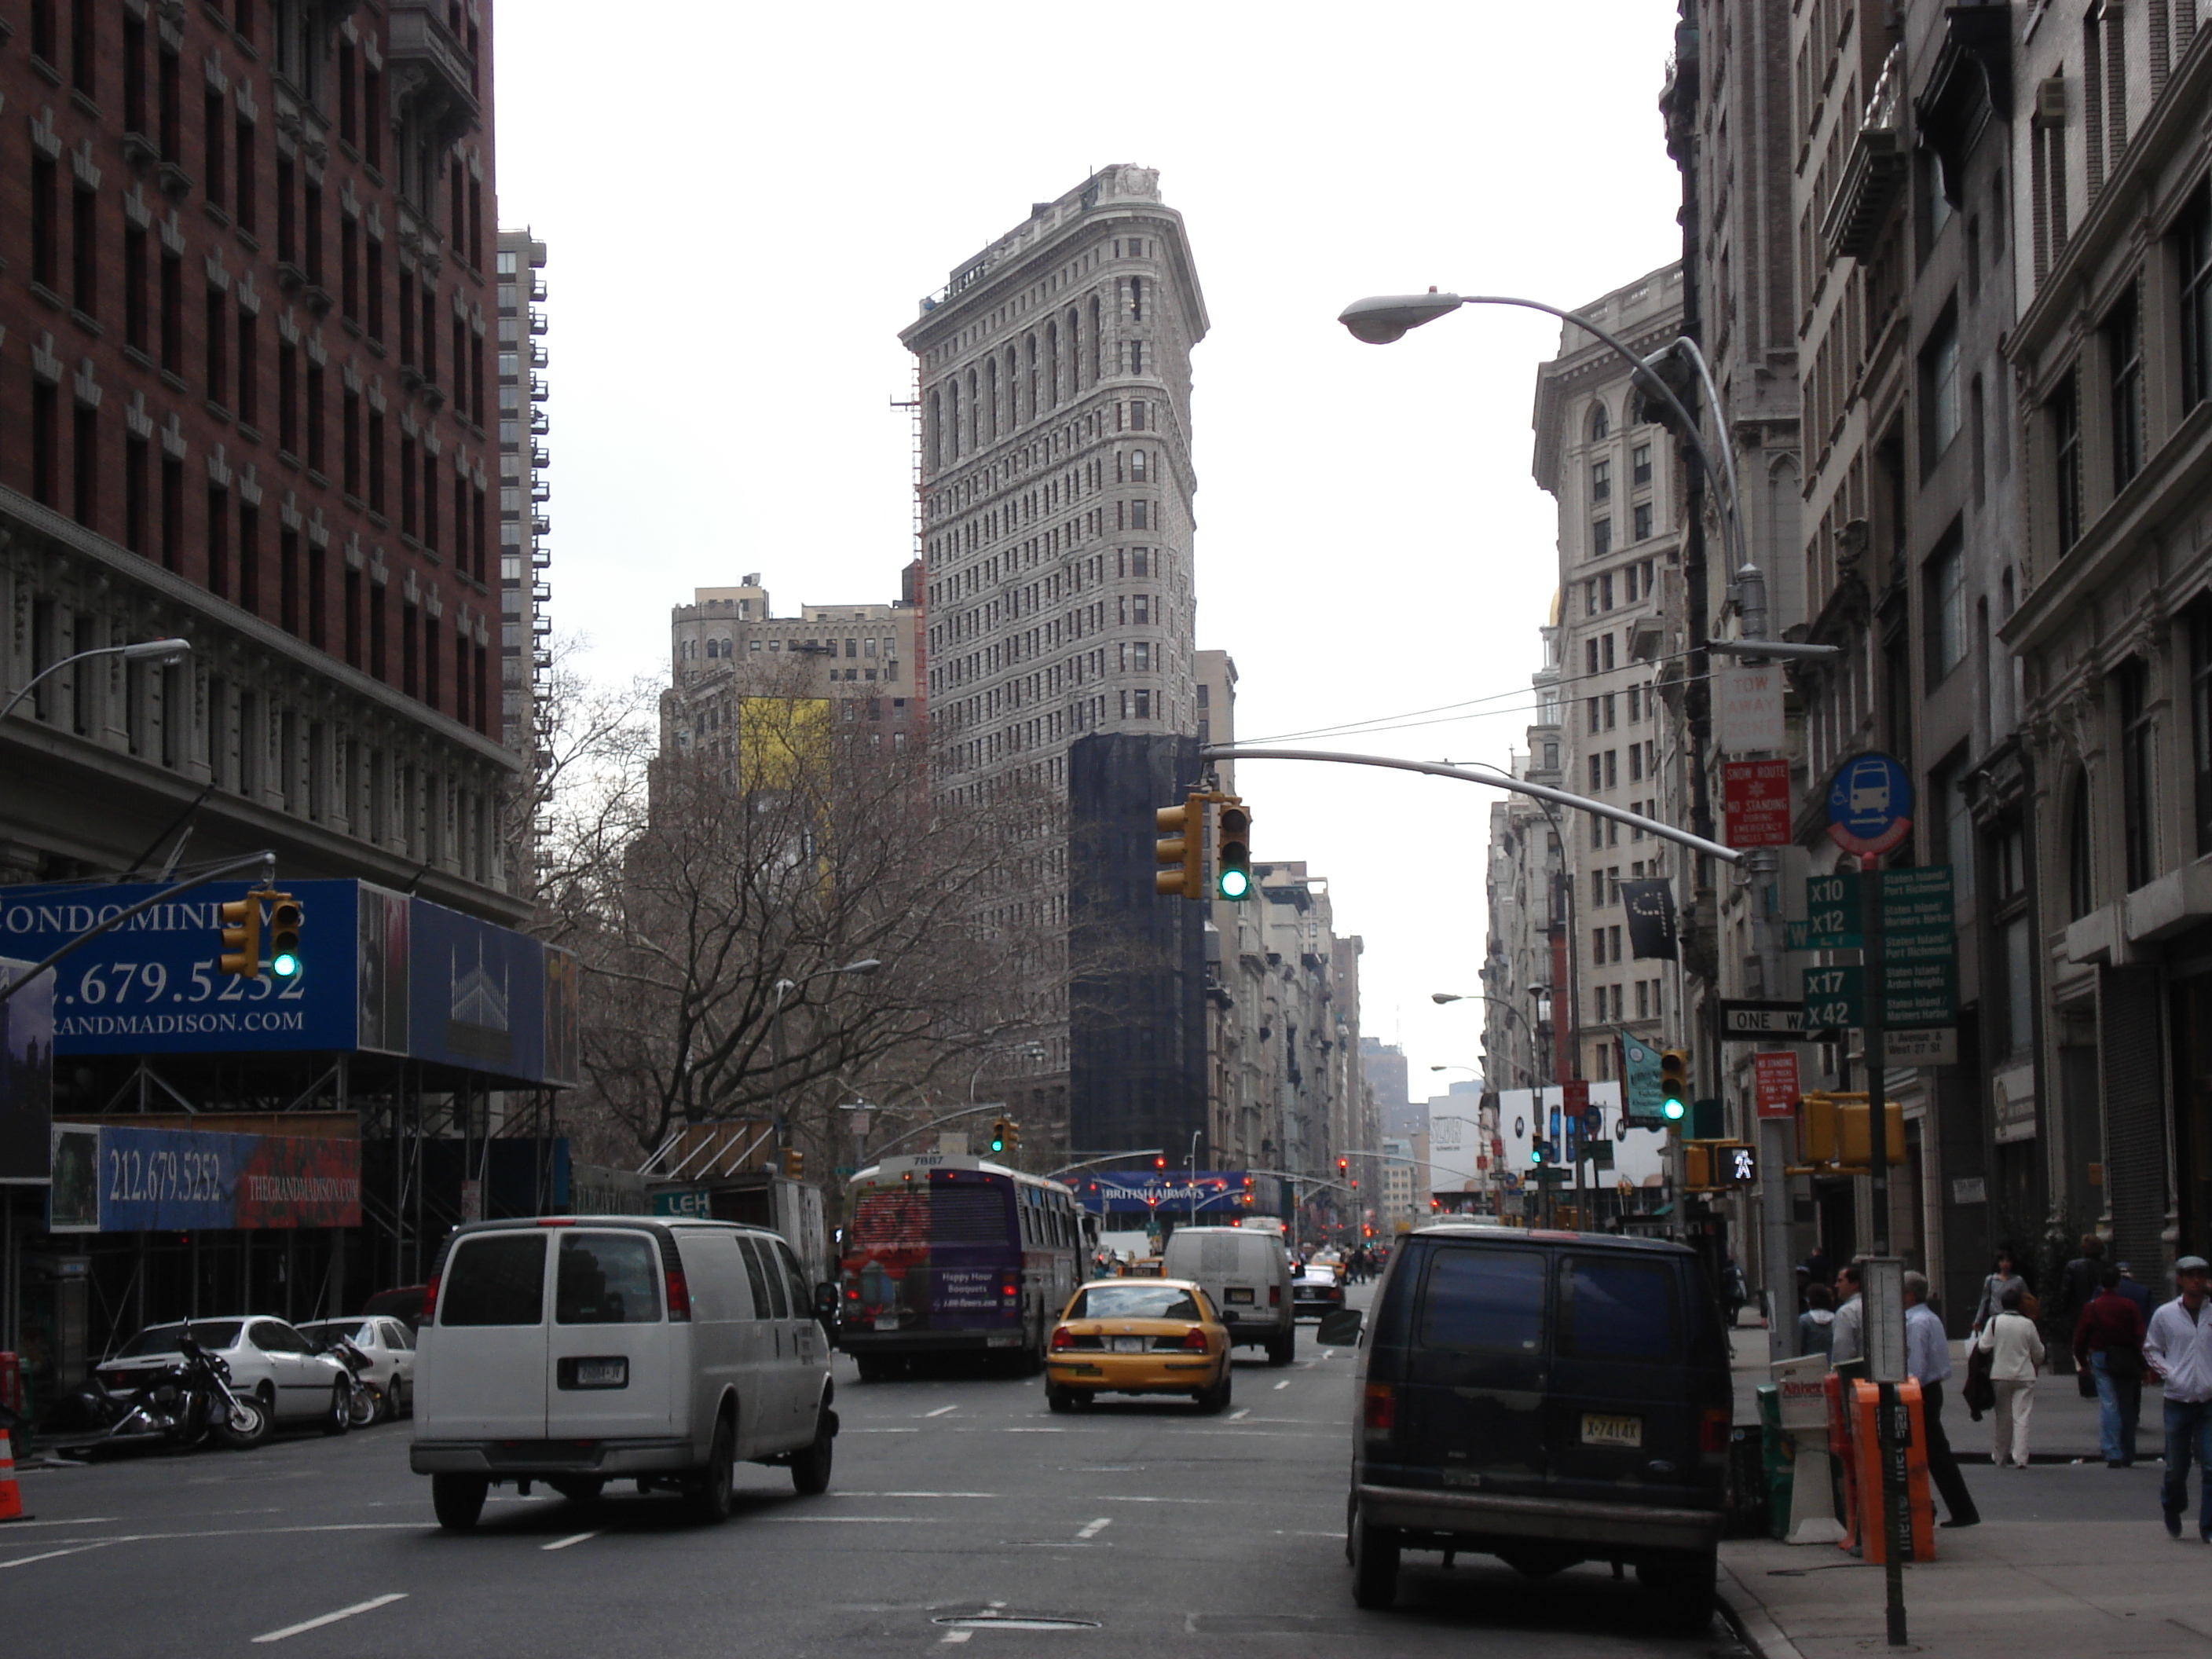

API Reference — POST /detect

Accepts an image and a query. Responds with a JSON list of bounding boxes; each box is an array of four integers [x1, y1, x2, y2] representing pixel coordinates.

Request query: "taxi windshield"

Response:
[[1072, 1285, 1203, 1321]]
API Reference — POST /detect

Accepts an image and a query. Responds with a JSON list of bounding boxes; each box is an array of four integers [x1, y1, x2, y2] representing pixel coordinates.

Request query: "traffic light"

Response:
[[1337, 1157, 1349, 1177], [1154, 792, 1205, 900], [988, 1117, 1017, 1155], [266, 892, 303, 980], [1658, 1049, 1690, 1123], [1683, 1141, 1713, 1189], [218, 894, 262, 979], [780, 1147, 805, 1180], [1154, 1155, 1167, 1171], [1215, 799, 1253, 901], [1529, 1139, 1551, 1168]]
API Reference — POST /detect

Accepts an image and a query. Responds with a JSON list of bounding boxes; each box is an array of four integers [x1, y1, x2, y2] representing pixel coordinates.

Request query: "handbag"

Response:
[[2078, 1365, 2099, 1397], [1963, 1341, 1996, 1419]]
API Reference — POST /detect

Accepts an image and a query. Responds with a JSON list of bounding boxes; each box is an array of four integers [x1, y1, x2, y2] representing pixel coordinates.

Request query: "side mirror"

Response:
[[1317, 1309, 1364, 1348]]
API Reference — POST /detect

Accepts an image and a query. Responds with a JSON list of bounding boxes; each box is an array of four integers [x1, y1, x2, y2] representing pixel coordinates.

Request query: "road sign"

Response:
[[1799, 870, 1863, 948], [1560, 1079, 1590, 1115], [1581, 1107, 1605, 1140], [1718, 665, 1786, 753], [1826, 753, 1914, 858], [1802, 963, 1863, 1030], [1623, 1035, 1664, 1126], [1882, 1027, 1958, 1066], [1882, 957, 1956, 1026], [1721, 998, 1806, 1038], [1754, 1052, 1800, 1119], [1723, 759, 1794, 848]]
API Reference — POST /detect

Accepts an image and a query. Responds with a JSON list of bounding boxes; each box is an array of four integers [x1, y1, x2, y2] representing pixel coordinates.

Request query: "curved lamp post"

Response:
[[2, 638, 192, 723], [771, 957, 883, 1155]]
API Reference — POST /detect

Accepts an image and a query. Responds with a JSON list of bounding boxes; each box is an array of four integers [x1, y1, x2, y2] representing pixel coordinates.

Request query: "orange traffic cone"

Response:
[[0, 1429, 31, 1522]]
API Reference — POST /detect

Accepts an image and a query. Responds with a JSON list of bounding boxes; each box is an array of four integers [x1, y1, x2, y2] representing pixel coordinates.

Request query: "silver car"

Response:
[[99, 1317, 353, 1441], [298, 1317, 417, 1421]]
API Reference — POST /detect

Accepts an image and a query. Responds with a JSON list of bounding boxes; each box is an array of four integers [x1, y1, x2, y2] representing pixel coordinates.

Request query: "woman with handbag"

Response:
[[1976, 1283, 2047, 1467], [2073, 1265, 2150, 1466], [1971, 1250, 2030, 1335]]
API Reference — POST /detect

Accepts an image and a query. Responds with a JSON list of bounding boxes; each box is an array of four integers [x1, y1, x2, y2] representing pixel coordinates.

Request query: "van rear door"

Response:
[[1545, 1251, 1703, 1507], [547, 1229, 678, 1440], [430, 1231, 551, 1437], [1397, 1243, 1550, 1497]]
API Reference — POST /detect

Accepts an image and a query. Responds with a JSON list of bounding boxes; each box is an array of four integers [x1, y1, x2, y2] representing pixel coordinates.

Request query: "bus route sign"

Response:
[[1826, 753, 1913, 859]]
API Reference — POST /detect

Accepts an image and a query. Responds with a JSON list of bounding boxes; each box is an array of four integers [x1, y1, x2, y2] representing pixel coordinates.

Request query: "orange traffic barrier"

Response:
[[0, 1428, 29, 1522]]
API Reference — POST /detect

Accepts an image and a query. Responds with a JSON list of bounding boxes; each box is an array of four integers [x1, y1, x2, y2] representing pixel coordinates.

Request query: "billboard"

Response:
[[1, 958, 56, 1183], [64, 1122, 361, 1230], [0, 881, 577, 1085]]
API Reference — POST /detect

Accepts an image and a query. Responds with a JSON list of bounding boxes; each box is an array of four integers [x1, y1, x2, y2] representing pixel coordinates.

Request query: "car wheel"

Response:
[[687, 1415, 735, 1525], [790, 1406, 834, 1497], [1639, 1551, 1716, 1635], [1046, 1383, 1074, 1414], [431, 1473, 489, 1532], [321, 1380, 352, 1435], [1349, 1501, 1400, 1610], [855, 1357, 888, 1383], [1203, 1364, 1232, 1414], [549, 1477, 606, 1503], [1267, 1330, 1295, 1367]]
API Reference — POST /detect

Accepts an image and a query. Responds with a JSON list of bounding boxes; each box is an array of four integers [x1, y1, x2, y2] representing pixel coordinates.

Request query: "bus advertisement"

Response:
[[837, 1154, 1082, 1379]]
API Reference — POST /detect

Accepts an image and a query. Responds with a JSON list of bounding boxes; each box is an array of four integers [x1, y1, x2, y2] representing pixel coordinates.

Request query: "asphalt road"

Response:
[[4, 1295, 1750, 1658]]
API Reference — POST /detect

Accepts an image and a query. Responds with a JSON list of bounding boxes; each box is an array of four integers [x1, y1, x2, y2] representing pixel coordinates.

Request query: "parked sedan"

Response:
[[1044, 1279, 1232, 1413], [297, 1317, 416, 1421], [99, 1317, 352, 1439], [1291, 1265, 1346, 1322]]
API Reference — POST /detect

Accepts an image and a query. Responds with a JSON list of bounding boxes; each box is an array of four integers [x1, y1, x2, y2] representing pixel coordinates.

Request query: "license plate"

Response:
[[572, 1358, 627, 1389], [1581, 1412, 1642, 1448], [1110, 1336, 1145, 1353], [873, 1315, 899, 1331], [1225, 1287, 1255, 1304]]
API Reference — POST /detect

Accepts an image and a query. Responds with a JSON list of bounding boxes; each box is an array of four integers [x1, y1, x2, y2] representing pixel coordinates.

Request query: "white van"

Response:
[[410, 1217, 836, 1530], [1162, 1225, 1296, 1365]]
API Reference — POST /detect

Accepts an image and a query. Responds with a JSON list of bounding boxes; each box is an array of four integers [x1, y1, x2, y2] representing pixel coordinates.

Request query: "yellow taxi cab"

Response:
[[1045, 1278, 1232, 1414]]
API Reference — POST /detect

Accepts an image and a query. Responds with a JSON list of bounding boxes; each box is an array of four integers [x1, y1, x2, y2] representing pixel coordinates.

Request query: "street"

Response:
[[4, 1298, 1747, 1659]]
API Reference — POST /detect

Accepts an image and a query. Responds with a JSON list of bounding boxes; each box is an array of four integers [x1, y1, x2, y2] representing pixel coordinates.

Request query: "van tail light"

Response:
[[1269, 1285, 1281, 1306], [1180, 1327, 1209, 1352], [1363, 1382, 1396, 1434], [665, 1265, 693, 1323], [1050, 1326, 1073, 1351], [420, 1276, 440, 1325], [1700, 1408, 1730, 1457]]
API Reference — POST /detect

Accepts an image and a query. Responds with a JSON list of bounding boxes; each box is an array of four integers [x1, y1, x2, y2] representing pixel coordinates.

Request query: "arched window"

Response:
[[1589, 401, 1610, 442], [1046, 322, 1060, 407], [2068, 771, 2094, 920], [986, 357, 999, 441], [1130, 276, 1144, 322], [947, 379, 961, 459], [1090, 296, 1102, 379], [1025, 335, 1038, 416], [1130, 449, 1148, 482], [1067, 308, 1081, 393], [927, 389, 942, 467], [968, 369, 980, 451], [1005, 347, 1020, 427]]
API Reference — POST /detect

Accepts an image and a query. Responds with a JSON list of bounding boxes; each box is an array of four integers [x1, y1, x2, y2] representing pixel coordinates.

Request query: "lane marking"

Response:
[[837, 1492, 997, 1499], [1273, 1380, 1291, 1390], [939, 1632, 973, 1646], [1075, 1518, 1111, 1540], [760, 1516, 944, 1524], [0, 1516, 119, 1528], [540, 1530, 599, 1551], [923, 1404, 958, 1418], [1228, 1408, 1250, 1420], [251, 1593, 408, 1645], [0, 1542, 111, 1570]]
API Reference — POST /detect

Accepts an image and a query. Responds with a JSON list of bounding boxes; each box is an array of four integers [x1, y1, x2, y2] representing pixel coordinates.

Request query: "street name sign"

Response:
[[1883, 1027, 1958, 1066], [1720, 998, 1806, 1038]]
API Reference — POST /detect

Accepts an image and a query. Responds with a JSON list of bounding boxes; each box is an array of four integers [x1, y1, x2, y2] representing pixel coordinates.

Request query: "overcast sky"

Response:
[[494, 2, 1686, 1117]]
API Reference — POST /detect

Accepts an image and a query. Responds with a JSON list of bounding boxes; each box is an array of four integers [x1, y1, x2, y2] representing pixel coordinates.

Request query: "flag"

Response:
[[1620, 878, 1678, 960]]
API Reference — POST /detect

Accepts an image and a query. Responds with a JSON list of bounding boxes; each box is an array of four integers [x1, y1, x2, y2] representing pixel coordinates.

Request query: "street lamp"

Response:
[[968, 1039, 1048, 1103], [1433, 990, 1539, 1089], [1, 637, 191, 723], [770, 957, 884, 1159]]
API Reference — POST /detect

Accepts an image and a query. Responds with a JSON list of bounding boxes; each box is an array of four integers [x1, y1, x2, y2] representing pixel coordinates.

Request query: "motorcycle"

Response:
[[67, 1327, 268, 1453], [319, 1332, 381, 1428]]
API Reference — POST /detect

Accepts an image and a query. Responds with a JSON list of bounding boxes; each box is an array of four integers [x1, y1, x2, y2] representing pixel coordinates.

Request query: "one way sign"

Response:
[[1720, 999, 1806, 1038]]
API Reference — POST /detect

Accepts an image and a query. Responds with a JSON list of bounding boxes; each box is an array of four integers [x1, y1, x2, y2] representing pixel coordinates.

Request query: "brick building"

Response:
[[1, 2, 518, 919]]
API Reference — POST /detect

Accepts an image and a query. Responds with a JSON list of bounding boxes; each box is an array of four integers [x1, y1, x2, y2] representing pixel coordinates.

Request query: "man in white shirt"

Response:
[[1829, 1262, 1866, 1366], [2146, 1255, 2212, 1542], [1904, 1271, 1977, 1528]]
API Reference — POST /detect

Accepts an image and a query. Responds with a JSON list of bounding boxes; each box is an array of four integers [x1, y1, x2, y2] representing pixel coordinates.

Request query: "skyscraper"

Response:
[[899, 166, 1209, 1144]]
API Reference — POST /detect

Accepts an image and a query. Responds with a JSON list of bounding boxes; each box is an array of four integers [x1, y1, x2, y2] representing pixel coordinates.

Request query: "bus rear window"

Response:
[[1419, 1247, 1545, 1353], [441, 1234, 548, 1326], [1560, 1256, 1680, 1362]]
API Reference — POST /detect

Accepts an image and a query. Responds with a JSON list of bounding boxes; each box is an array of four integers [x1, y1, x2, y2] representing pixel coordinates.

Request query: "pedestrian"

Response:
[[1905, 1270, 1979, 1528], [2116, 1261, 2155, 1324], [2060, 1234, 2108, 1338], [1829, 1262, 1866, 1366], [1797, 1283, 1837, 1360], [1976, 1283, 2046, 1468], [2144, 1254, 2212, 1542], [1971, 1250, 2030, 1335], [1802, 1245, 1833, 1291], [2073, 1265, 2148, 1467]]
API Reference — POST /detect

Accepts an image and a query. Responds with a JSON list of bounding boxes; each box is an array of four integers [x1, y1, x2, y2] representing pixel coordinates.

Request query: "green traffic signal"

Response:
[[1529, 1140, 1548, 1166], [266, 894, 303, 980], [1215, 801, 1253, 902], [1218, 866, 1251, 901], [1661, 1097, 1686, 1122]]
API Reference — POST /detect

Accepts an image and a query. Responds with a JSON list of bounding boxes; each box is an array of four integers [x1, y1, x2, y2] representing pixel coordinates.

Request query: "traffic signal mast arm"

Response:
[[1198, 747, 1745, 867], [0, 850, 278, 1007]]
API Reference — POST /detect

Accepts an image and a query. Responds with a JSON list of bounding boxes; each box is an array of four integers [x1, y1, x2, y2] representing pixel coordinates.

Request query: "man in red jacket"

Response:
[[2075, 1266, 2149, 1467]]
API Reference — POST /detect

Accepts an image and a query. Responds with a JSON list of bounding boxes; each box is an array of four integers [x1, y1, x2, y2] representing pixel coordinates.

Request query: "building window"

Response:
[[2050, 371, 2082, 555], [2119, 660, 2155, 890], [2192, 602, 2212, 857], [1592, 517, 1612, 558], [1632, 442, 1651, 485], [1922, 312, 1961, 468], [1633, 502, 1653, 541], [2179, 185, 2212, 412], [1591, 460, 1610, 502], [1590, 402, 1610, 441], [2108, 282, 2143, 488], [1925, 533, 1967, 679], [2067, 773, 2094, 919]]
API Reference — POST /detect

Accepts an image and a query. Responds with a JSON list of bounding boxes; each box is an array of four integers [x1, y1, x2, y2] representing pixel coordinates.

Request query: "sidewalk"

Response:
[[1720, 1326, 2206, 1657]]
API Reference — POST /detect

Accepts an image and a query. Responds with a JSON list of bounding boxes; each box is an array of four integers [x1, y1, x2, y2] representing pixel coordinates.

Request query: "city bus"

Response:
[[837, 1154, 1086, 1379]]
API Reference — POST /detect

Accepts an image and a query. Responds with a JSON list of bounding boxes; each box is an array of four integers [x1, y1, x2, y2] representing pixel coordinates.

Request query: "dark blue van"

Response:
[[1331, 1224, 1730, 1629]]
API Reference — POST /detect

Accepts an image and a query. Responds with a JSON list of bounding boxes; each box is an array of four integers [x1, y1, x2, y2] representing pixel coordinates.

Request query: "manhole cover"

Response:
[[933, 1615, 1102, 1632]]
